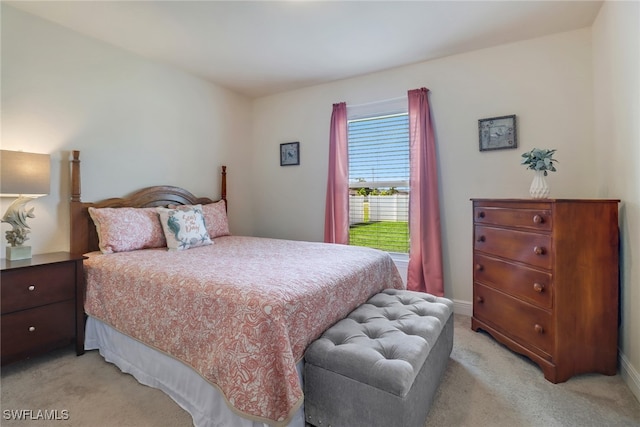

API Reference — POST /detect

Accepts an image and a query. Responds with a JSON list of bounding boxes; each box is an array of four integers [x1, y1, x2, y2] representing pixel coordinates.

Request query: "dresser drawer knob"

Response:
[[477, 211, 485, 219], [28, 326, 36, 332], [534, 324, 544, 334], [28, 285, 36, 291], [476, 296, 484, 304], [533, 246, 546, 255], [475, 264, 484, 271], [476, 235, 486, 242], [533, 282, 544, 293], [533, 214, 544, 224]]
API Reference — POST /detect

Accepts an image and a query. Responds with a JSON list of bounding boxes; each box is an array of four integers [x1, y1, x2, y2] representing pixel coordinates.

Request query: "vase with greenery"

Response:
[[521, 148, 558, 198]]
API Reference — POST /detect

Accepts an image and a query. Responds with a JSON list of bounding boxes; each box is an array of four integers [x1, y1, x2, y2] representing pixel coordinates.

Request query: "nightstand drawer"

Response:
[[473, 253, 553, 309], [1, 262, 75, 314], [474, 283, 553, 358], [474, 225, 552, 269], [1, 300, 75, 363]]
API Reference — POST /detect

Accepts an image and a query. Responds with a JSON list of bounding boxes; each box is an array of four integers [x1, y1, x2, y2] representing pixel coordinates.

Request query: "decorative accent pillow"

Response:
[[202, 200, 230, 238], [156, 205, 213, 251], [88, 207, 167, 254]]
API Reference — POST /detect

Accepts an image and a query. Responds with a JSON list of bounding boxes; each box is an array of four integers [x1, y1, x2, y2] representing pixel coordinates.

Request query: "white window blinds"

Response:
[[347, 104, 410, 254]]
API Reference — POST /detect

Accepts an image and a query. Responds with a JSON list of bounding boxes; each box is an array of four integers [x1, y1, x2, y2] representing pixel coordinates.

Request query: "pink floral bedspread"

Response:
[[84, 236, 404, 425]]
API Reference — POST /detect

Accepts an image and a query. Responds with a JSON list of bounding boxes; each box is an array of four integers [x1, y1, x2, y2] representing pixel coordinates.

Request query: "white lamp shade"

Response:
[[0, 150, 51, 197]]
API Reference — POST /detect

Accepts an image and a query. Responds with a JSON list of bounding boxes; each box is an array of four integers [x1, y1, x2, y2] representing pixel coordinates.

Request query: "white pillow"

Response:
[[156, 205, 213, 251]]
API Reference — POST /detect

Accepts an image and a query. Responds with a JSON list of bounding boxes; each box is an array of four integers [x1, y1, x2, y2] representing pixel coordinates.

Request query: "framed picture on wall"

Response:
[[280, 142, 300, 166], [478, 115, 517, 151]]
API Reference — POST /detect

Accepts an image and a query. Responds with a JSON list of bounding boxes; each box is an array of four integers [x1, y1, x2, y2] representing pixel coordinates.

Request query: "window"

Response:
[[348, 111, 409, 254]]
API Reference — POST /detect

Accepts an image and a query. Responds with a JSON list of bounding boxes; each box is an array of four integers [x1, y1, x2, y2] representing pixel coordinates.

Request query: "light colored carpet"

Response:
[[2, 315, 639, 427]]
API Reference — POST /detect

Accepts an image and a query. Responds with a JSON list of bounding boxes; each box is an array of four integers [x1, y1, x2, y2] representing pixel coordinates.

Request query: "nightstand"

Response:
[[1, 252, 86, 365]]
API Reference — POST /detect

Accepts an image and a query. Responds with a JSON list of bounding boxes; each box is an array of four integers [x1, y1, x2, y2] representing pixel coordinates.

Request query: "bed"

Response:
[[69, 151, 405, 427]]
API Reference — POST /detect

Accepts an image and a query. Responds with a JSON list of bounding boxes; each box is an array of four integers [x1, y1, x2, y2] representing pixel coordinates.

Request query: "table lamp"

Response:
[[1, 150, 51, 260]]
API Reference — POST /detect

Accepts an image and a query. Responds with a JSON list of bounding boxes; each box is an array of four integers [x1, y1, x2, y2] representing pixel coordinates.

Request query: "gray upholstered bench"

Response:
[[303, 289, 453, 427]]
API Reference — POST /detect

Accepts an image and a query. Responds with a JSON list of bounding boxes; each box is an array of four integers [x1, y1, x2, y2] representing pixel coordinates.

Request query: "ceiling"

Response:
[[7, 1, 604, 98]]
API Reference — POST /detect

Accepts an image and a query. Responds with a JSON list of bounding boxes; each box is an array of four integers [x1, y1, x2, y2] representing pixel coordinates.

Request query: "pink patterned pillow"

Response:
[[202, 200, 230, 238], [88, 207, 166, 254], [165, 201, 230, 239]]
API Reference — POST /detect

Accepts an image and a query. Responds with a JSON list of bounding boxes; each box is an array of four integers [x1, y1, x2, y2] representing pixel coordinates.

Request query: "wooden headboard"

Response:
[[70, 150, 227, 255]]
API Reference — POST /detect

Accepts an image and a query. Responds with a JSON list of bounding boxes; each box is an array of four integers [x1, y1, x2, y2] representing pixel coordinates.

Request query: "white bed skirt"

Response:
[[85, 317, 306, 427]]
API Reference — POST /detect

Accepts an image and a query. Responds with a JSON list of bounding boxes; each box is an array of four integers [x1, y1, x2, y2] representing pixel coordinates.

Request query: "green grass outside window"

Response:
[[349, 221, 409, 253]]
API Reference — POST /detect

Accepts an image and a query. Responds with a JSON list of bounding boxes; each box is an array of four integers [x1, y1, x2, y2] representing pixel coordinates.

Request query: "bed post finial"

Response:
[[221, 165, 227, 205], [71, 150, 81, 202]]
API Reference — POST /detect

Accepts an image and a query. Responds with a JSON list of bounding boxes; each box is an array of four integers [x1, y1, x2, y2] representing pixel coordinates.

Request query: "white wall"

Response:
[[0, 5, 254, 258], [251, 29, 597, 305], [592, 0, 640, 401], [5, 2, 638, 403]]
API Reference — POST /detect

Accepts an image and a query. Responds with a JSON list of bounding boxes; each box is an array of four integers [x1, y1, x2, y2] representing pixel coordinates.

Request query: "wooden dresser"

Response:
[[471, 199, 619, 383], [1, 252, 85, 365]]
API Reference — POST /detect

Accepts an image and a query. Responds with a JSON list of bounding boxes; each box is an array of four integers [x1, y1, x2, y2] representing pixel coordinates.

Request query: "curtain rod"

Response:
[[347, 95, 406, 109]]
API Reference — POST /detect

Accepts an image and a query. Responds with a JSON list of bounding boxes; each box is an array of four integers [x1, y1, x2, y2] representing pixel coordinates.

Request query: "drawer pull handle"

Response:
[[28, 285, 35, 291], [533, 214, 544, 224], [533, 246, 546, 255], [477, 211, 485, 219], [28, 326, 36, 332], [475, 264, 484, 271], [476, 235, 486, 242], [534, 324, 544, 334], [476, 296, 484, 304], [533, 282, 544, 293]]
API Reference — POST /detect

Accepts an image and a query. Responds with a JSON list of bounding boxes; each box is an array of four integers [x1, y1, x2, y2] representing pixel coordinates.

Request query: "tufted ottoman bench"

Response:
[[303, 289, 453, 427]]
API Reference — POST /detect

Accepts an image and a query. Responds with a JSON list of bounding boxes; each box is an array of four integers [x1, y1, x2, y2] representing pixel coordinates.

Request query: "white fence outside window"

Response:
[[349, 194, 409, 225]]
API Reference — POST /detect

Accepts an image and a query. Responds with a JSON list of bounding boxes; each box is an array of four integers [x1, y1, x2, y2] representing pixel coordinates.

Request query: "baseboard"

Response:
[[619, 350, 640, 403], [452, 299, 472, 317]]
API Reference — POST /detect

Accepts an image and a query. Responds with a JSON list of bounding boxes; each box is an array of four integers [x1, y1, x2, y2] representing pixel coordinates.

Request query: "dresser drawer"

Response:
[[473, 253, 553, 309], [474, 206, 552, 231], [1, 300, 75, 363], [1, 262, 75, 314], [474, 225, 552, 269], [474, 283, 554, 358]]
